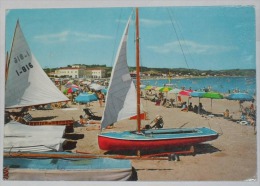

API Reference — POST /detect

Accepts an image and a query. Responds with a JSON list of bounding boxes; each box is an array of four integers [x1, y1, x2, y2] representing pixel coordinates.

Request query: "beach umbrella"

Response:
[[168, 88, 181, 94], [178, 90, 192, 106], [89, 83, 105, 91], [226, 93, 254, 101], [190, 91, 206, 114], [226, 93, 254, 111], [75, 93, 98, 103], [144, 85, 154, 90], [202, 92, 224, 112], [65, 83, 79, 89], [179, 90, 191, 96], [159, 86, 173, 92], [101, 89, 107, 95], [82, 81, 92, 85], [63, 87, 78, 94]]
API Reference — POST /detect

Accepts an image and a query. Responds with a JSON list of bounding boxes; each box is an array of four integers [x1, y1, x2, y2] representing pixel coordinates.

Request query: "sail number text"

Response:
[[15, 63, 34, 76], [13, 51, 30, 63]]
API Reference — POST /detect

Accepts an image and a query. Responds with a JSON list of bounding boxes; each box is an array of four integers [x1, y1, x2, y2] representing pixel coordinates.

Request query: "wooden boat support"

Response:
[[27, 120, 74, 133]]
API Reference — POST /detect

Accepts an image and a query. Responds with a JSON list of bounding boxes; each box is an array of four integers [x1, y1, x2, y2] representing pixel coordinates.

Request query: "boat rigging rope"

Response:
[[110, 8, 123, 67], [166, 8, 191, 71], [207, 118, 223, 136]]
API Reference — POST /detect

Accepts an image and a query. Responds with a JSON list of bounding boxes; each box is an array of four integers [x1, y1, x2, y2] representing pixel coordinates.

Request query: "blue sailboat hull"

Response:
[[3, 152, 134, 181]]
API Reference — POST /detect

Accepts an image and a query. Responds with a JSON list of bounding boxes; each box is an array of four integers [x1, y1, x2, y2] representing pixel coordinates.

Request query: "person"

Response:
[[246, 115, 255, 126], [97, 91, 104, 107], [76, 115, 100, 126], [188, 102, 193, 111], [193, 105, 198, 113], [181, 102, 188, 111], [198, 102, 205, 114], [223, 109, 231, 119], [143, 115, 164, 129]]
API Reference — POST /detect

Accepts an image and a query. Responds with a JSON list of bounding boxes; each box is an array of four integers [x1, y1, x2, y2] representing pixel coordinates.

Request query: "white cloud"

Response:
[[34, 31, 112, 43], [147, 40, 238, 54]]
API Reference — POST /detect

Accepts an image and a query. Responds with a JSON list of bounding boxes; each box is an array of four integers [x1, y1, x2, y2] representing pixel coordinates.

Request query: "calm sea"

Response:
[[140, 76, 256, 96]]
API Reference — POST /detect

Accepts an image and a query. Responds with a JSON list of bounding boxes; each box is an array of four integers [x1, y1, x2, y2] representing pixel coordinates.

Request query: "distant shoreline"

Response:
[[139, 75, 255, 81]]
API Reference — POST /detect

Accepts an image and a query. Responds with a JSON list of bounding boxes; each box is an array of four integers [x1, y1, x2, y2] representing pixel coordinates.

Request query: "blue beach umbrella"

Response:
[[101, 89, 107, 95], [226, 93, 254, 111], [75, 93, 98, 103], [226, 93, 254, 101], [190, 91, 206, 114]]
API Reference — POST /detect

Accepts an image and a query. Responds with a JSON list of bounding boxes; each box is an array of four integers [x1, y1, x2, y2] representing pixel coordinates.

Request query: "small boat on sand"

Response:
[[3, 152, 134, 181], [98, 8, 219, 154]]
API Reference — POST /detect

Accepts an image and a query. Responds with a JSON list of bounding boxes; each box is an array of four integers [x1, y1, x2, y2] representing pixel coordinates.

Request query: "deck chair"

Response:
[[151, 116, 164, 129], [144, 116, 164, 129], [23, 113, 33, 122], [83, 108, 102, 120]]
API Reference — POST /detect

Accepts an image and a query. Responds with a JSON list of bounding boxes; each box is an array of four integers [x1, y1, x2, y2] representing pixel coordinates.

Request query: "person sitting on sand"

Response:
[[198, 102, 206, 114], [181, 102, 188, 111], [193, 105, 198, 113], [223, 109, 232, 119], [188, 102, 193, 111]]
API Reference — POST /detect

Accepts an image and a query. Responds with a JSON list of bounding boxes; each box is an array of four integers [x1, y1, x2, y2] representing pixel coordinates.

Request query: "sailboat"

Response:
[[5, 20, 74, 130], [3, 20, 134, 181], [98, 8, 219, 153]]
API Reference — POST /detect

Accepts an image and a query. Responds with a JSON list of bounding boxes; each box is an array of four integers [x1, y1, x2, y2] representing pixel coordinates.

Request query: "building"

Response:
[[90, 69, 106, 79], [54, 67, 85, 78]]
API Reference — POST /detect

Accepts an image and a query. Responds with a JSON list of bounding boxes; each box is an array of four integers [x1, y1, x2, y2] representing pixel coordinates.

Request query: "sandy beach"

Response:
[[26, 91, 257, 182]]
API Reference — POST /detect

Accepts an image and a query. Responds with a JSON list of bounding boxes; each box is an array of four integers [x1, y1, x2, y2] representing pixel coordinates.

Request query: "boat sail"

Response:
[[100, 15, 137, 129], [5, 20, 69, 109], [98, 8, 218, 153]]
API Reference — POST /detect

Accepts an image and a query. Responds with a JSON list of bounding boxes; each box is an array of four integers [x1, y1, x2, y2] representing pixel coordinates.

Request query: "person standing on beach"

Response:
[[97, 91, 104, 107]]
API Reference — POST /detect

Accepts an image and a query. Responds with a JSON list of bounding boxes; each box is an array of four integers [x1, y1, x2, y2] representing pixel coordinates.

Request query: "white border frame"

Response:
[[0, 1, 259, 186]]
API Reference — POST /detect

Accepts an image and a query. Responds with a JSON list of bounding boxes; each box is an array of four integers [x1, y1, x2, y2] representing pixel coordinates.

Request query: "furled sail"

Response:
[[5, 21, 69, 108], [101, 17, 137, 129]]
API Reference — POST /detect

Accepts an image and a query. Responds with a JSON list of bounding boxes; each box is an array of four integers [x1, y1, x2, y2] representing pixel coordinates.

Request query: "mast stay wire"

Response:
[[166, 8, 191, 71], [110, 8, 123, 67]]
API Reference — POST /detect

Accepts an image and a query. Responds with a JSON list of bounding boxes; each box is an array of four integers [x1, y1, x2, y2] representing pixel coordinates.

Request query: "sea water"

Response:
[[140, 76, 256, 96]]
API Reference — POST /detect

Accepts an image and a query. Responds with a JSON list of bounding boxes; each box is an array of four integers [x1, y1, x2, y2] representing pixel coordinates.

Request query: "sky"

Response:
[[5, 6, 256, 70]]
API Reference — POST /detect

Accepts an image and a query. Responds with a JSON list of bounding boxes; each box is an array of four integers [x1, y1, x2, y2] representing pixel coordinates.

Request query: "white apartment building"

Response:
[[91, 69, 106, 78], [55, 67, 85, 78]]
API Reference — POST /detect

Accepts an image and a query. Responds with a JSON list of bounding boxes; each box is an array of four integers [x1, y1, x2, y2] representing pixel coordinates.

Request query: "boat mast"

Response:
[[135, 8, 141, 133], [5, 51, 9, 84]]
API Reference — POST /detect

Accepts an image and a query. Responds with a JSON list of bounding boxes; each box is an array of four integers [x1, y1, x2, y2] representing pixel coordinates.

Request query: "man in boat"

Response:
[[143, 115, 164, 129]]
